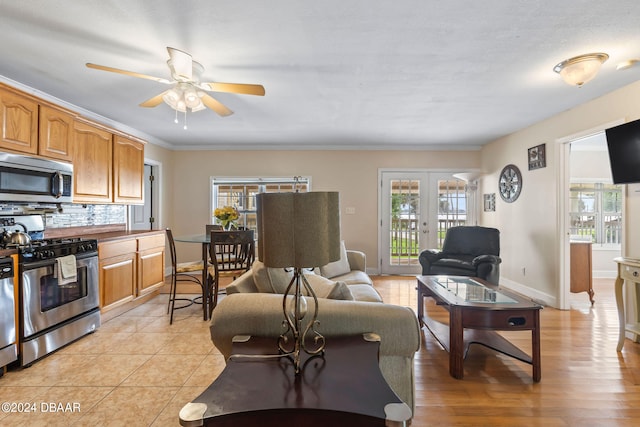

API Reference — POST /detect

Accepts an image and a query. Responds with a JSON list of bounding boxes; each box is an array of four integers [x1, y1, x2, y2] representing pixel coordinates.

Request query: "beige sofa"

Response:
[[209, 245, 421, 412]]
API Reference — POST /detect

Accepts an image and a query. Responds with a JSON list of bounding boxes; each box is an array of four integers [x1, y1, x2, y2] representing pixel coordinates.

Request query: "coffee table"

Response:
[[179, 334, 412, 426], [417, 275, 542, 381]]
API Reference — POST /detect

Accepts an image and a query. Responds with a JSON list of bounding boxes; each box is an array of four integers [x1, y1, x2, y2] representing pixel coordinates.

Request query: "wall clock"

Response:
[[498, 164, 522, 203]]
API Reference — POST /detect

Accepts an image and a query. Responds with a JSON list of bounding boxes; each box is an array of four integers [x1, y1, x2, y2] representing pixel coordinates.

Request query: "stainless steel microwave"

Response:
[[0, 152, 73, 203]]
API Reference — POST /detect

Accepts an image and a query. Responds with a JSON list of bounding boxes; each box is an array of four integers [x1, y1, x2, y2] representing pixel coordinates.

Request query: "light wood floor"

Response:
[[1, 277, 639, 426], [378, 277, 640, 427]]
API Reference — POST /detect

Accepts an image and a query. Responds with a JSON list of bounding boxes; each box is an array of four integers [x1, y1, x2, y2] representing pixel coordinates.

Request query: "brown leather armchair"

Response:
[[418, 226, 501, 285]]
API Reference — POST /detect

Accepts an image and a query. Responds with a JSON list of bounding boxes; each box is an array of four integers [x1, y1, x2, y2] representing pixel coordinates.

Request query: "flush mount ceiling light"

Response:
[[553, 53, 609, 87], [616, 59, 639, 70]]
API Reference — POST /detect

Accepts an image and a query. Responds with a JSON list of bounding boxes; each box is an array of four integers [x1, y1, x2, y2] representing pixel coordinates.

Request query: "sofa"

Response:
[[209, 244, 421, 412]]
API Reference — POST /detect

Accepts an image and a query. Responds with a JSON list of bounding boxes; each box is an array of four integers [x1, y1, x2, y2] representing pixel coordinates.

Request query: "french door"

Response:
[[379, 170, 467, 275]]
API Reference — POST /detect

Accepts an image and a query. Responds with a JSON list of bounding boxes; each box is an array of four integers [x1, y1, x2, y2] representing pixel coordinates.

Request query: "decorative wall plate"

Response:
[[498, 164, 522, 203]]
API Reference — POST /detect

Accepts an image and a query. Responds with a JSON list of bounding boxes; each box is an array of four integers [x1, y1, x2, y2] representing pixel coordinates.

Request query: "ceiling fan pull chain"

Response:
[[183, 110, 188, 130], [174, 108, 179, 124]]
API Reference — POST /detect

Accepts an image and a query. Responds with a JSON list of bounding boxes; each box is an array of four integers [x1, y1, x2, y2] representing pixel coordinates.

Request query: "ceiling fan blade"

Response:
[[204, 82, 266, 96], [201, 94, 234, 117], [139, 91, 168, 108], [166, 47, 193, 81], [86, 63, 172, 84]]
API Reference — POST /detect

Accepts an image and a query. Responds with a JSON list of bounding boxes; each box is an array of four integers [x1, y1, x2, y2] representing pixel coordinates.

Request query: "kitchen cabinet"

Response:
[[99, 238, 137, 311], [570, 241, 594, 304], [0, 83, 145, 204], [98, 232, 166, 313], [137, 233, 165, 296], [113, 134, 145, 204], [38, 104, 75, 161], [0, 86, 39, 155], [72, 119, 113, 203]]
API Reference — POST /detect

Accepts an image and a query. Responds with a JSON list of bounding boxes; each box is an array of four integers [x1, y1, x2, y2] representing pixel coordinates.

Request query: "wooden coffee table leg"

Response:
[[417, 282, 425, 326], [449, 306, 464, 379], [532, 310, 541, 382]]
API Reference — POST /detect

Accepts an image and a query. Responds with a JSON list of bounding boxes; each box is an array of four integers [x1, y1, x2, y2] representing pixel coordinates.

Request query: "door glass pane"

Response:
[[389, 179, 420, 266], [437, 180, 467, 248]]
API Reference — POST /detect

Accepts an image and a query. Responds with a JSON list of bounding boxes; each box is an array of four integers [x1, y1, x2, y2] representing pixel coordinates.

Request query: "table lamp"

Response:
[[256, 191, 340, 374]]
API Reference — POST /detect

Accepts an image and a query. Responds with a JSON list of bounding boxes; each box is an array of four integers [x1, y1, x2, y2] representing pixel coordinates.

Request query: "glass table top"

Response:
[[433, 276, 518, 304]]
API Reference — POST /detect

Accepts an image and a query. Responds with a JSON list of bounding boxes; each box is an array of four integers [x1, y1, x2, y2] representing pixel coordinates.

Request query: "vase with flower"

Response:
[[214, 206, 240, 230]]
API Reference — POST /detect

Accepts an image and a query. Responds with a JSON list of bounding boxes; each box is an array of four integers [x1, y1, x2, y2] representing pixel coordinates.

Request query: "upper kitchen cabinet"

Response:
[[113, 134, 144, 204], [38, 104, 75, 161], [72, 119, 113, 203], [0, 86, 39, 155]]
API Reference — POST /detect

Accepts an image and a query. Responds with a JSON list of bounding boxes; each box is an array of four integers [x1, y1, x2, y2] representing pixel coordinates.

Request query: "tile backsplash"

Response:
[[0, 203, 126, 228]]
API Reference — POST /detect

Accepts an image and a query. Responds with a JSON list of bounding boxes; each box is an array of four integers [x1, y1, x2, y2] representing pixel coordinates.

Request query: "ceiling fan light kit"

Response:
[[162, 83, 206, 113], [553, 52, 609, 87], [86, 46, 265, 125]]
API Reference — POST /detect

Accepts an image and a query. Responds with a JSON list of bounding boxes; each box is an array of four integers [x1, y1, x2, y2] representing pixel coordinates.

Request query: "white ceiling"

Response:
[[1, 0, 640, 151]]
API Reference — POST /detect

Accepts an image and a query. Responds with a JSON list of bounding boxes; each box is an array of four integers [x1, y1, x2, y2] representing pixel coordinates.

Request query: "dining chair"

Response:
[[166, 228, 208, 324], [206, 224, 223, 234], [207, 229, 255, 316]]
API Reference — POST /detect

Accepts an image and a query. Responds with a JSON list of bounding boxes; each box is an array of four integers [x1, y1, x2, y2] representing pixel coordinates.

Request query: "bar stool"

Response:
[[166, 228, 207, 324]]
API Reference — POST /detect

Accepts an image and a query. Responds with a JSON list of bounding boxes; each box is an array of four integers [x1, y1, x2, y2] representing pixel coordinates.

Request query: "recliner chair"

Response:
[[418, 226, 501, 285]]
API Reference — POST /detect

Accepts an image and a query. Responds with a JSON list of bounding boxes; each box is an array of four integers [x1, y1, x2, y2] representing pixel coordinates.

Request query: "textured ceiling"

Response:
[[1, 0, 639, 150]]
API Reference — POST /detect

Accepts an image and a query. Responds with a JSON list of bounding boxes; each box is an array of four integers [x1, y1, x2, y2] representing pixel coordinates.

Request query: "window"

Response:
[[569, 183, 622, 245], [211, 177, 310, 232]]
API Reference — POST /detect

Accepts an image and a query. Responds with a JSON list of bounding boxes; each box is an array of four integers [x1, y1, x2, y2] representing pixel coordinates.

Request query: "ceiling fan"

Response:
[[86, 47, 265, 118]]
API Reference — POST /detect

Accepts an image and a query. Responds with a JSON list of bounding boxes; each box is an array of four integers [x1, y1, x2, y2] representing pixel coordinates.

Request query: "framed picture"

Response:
[[483, 193, 495, 212], [528, 143, 546, 170]]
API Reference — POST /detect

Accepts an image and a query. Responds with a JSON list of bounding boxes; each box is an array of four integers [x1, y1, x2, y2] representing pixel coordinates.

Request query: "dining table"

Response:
[[174, 233, 212, 321]]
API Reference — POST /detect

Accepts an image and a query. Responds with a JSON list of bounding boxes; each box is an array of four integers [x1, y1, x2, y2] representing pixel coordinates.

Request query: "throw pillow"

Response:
[[266, 266, 295, 294], [251, 260, 294, 293], [320, 240, 350, 279], [251, 260, 273, 293], [303, 273, 354, 300], [326, 281, 354, 300]]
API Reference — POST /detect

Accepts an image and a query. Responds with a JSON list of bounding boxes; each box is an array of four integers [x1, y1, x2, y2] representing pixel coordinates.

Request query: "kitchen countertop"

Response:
[[0, 229, 165, 258], [79, 229, 165, 243], [44, 223, 165, 243], [0, 248, 17, 258]]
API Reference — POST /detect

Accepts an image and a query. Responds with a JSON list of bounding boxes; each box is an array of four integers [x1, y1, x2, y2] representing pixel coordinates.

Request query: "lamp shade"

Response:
[[256, 192, 341, 268]]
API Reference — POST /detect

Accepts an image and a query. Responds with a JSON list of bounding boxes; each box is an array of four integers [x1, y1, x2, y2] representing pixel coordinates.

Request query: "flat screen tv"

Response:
[[605, 119, 640, 184]]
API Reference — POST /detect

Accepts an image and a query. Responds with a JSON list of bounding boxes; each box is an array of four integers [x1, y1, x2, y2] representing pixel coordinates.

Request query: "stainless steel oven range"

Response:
[[0, 257, 16, 371], [1, 215, 100, 366]]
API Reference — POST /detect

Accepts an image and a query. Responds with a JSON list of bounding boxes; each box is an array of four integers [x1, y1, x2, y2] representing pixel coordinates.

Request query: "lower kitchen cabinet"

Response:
[[99, 232, 166, 313], [137, 233, 166, 296], [99, 239, 137, 311]]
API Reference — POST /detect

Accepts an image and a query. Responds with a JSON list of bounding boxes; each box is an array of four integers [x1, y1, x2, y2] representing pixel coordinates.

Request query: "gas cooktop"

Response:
[[16, 238, 98, 262]]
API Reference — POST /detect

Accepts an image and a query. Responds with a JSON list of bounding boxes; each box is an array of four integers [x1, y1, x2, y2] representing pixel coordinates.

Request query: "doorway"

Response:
[[558, 120, 624, 309], [128, 161, 161, 231], [379, 170, 467, 275]]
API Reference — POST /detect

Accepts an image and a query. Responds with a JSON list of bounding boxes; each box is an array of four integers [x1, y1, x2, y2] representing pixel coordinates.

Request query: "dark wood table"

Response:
[[179, 334, 412, 427], [417, 275, 543, 382]]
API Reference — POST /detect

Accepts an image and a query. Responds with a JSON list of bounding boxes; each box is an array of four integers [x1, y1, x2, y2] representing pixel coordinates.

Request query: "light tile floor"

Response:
[[0, 295, 221, 426]]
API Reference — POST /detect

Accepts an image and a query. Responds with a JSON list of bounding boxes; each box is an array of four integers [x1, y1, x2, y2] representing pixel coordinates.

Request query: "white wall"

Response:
[[480, 80, 640, 307], [145, 149, 480, 269]]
